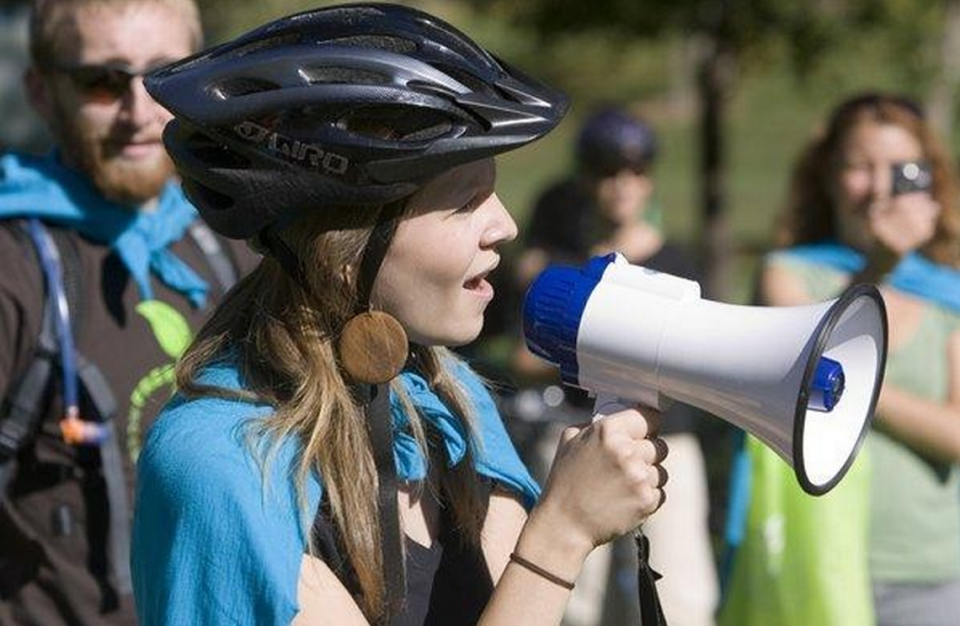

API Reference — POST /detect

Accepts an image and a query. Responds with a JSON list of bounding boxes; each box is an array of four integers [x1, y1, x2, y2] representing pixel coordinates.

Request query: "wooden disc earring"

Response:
[[338, 310, 408, 384]]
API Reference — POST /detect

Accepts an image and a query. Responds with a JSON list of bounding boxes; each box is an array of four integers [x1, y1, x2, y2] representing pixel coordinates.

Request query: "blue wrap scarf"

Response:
[[775, 241, 960, 313], [391, 368, 540, 508], [0, 151, 209, 307]]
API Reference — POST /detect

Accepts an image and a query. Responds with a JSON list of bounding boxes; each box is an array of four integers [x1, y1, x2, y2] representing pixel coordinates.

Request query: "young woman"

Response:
[[723, 93, 960, 626], [131, 4, 668, 625]]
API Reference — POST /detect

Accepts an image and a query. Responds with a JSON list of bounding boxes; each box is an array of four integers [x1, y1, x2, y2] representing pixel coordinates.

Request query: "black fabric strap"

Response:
[[76, 354, 130, 594], [258, 226, 309, 286], [636, 529, 667, 625], [355, 201, 405, 313], [0, 225, 61, 493], [364, 382, 406, 623], [0, 311, 56, 493]]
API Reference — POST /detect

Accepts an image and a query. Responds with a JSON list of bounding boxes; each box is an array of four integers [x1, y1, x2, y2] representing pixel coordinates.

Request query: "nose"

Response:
[[118, 76, 168, 129], [480, 193, 518, 248]]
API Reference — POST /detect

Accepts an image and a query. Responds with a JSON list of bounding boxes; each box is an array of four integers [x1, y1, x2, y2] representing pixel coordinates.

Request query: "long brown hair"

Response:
[[176, 205, 488, 620], [776, 92, 960, 265]]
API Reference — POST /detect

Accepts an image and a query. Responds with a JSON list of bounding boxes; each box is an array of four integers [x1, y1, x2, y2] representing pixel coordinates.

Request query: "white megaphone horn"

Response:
[[523, 253, 888, 495]]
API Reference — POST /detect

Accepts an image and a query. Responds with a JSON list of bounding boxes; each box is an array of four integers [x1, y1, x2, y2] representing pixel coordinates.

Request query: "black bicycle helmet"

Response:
[[576, 106, 657, 178], [145, 3, 569, 239]]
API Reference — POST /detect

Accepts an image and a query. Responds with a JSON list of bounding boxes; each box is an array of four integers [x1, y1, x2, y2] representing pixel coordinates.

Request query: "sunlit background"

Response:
[[2, 0, 956, 303]]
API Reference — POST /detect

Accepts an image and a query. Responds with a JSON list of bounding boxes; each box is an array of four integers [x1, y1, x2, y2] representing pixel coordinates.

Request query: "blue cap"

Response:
[[522, 254, 616, 384], [808, 356, 845, 412]]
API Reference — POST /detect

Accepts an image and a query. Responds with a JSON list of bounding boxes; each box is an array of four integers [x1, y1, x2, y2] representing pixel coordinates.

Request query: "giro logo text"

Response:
[[234, 121, 349, 175]]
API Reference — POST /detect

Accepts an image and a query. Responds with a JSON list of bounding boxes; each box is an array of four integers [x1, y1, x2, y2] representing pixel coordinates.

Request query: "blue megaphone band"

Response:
[[523, 254, 616, 384]]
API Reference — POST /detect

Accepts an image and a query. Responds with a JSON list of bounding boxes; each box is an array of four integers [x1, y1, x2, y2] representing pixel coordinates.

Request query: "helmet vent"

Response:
[[215, 32, 302, 61], [408, 80, 460, 98], [340, 105, 454, 142], [326, 35, 417, 54], [214, 77, 281, 99], [301, 66, 389, 86], [434, 65, 493, 96]]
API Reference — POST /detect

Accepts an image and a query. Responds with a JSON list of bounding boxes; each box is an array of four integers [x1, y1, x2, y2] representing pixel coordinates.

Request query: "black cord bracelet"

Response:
[[508, 552, 576, 590]]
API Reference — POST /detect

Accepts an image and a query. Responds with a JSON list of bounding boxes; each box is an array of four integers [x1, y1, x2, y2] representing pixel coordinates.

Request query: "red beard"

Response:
[[53, 100, 175, 206]]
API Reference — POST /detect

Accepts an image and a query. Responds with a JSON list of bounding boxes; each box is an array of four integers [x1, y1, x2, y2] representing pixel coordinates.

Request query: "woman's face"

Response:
[[372, 159, 517, 347], [593, 169, 654, 226], [833, 120, 927, 248]]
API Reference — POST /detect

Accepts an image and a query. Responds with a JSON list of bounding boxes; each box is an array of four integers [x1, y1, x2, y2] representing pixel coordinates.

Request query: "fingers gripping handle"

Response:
[[592, 392, 669, 625]]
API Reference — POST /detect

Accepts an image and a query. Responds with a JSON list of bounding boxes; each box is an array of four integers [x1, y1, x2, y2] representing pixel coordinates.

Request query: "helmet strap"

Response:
[[349, 200, 409, 622], [257, 225, 308, 285], [339, 199, 408, 385]]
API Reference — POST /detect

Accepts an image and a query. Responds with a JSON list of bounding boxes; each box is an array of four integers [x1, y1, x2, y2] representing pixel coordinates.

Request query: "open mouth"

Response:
[[464, 271, 494, 298]]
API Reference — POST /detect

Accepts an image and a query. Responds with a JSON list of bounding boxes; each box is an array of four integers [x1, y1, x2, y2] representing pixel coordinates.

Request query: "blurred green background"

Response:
[[3, 0, 959, 305], [192, 0, 960, 301]]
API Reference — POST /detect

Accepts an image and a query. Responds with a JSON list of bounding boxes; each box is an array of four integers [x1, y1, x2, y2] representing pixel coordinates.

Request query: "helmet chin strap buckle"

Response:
[[338, 310, 408, 384]]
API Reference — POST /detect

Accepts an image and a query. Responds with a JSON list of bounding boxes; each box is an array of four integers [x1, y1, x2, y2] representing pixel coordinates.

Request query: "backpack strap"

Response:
[[188, 221, 238, 292], [0, 220, 65, 494], [0, 219, 132, 594], [0, 290, 59, 494]]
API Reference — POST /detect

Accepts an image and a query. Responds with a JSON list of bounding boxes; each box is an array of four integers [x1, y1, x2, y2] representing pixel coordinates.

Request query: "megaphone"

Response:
[[523, 253, 888, 495]]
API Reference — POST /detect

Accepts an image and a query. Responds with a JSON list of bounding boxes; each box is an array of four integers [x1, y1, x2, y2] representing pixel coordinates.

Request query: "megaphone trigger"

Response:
[[592, 393, 628, 422]]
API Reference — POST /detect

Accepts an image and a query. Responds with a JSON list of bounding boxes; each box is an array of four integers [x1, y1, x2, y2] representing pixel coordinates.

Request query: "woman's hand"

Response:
[[480, 406, 667, 624], [533, 407, 668, 559], [868, 192, 940, 261]]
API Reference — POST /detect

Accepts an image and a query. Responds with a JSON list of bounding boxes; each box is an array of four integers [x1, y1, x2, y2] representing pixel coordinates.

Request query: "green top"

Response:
[[772, 254, 960, 583]]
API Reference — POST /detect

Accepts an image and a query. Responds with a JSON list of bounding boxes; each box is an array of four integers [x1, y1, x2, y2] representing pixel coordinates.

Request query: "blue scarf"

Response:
[[776, 241, 960, 313], [0, 151, 209, 307], [391, 367, 540, 509], [193, 359, 541, 509]]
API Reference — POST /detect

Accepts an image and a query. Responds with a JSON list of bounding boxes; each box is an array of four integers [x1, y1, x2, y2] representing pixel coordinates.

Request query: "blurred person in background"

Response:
[[510, 106, 719, 626], [0, 1, 256, 624], [721, 92, 960, 626]]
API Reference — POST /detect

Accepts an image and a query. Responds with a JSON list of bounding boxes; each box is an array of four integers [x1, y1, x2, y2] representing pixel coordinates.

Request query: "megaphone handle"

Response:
[[592, 392, 634, 422], [593, 393, 668, 624]]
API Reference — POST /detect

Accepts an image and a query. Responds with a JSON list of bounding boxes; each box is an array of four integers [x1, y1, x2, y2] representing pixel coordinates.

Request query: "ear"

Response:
[[24, 66, 55, 125]]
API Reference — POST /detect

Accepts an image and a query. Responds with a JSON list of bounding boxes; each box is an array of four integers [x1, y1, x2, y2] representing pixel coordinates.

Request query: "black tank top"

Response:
[[311, 501, 494, 625]]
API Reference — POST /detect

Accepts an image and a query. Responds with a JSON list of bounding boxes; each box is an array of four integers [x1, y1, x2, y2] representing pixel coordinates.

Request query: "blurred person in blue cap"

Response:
[[0, 1, 255, 624], [512, 105, 719, 626], [722, 92, 960, 626]]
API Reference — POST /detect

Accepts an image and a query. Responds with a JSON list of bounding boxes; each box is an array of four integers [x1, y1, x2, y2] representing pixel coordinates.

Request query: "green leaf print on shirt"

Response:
[[127, 300, 193, 463], [135, 300, 193, 359]]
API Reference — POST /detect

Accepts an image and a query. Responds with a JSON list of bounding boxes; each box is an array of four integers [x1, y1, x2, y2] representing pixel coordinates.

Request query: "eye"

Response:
[[453, 192, 484, 215]]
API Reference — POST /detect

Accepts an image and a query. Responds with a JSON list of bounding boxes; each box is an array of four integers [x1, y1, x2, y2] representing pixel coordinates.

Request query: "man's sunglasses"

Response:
[[49, 62, 171, 103]]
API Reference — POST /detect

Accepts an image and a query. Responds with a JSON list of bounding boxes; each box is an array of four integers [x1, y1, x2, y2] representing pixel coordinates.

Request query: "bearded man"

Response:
[[0, 1, 257, 623]]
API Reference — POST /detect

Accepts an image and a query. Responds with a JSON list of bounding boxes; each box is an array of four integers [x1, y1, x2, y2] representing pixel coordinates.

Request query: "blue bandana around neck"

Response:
[[0, 151, 209, 307], [193, 358, 540, 509], [777, 241, 960, 313], [391, 367, 540, 509]]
